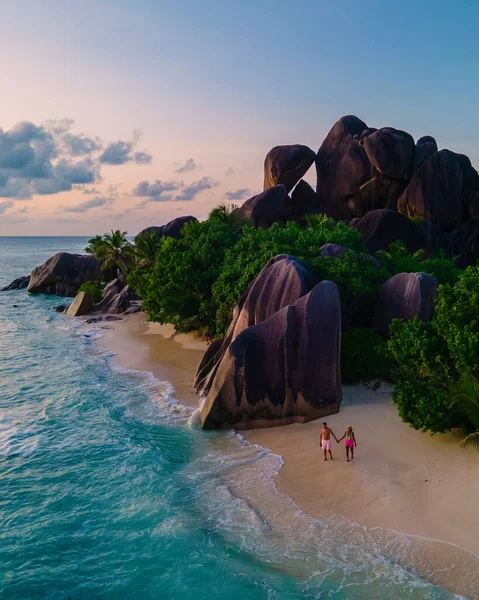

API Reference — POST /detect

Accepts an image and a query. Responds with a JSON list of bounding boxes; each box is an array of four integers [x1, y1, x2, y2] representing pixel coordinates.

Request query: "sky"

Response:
[[0, 0, 478, 236]]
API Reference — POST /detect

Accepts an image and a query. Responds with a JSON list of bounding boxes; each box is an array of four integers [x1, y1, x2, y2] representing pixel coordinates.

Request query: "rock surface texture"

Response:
[[1, 275, 30, 291], [263, 145, 316, 192], [27, 253, 103, 297], [136, 215, 198, 240], [65, 291, 94, 317], [373, 272, 438, 337], [93, 278, 140, 314], [195, 254, 317, 396], [234, 185, 288, 228], [200, 280, 342, 430]]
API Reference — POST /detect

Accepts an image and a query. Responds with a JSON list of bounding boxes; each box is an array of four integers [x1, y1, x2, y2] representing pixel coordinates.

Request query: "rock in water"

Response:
[[263, 145, 316, 192], [136, 215, 198, 240], [349, 209, 426, 254], [52, 305, 67, 313], [27, 253, 103, 297], [200, 280, 342, 430], [234, 185, 288, 228], [398, 150, 463, 229], [195, 254, 317, 395], [373, 272, 438, 337], [65, 291, 94, 317], [1, 275, 30, 291]]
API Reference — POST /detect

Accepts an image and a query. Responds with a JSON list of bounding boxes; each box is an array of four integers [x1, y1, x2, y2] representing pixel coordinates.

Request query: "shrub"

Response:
[[78, 280, 104, 304], [212, 220, 367, 336], [387, 318, 466, 434], [341, 328, 391, 384]]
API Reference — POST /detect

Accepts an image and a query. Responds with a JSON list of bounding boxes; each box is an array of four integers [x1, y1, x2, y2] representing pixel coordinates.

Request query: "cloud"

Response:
[[175, 158, 199, 173], [225, 188, 253, 200], [0, 119, 151, 201], [82, 187, 101, 195], [100, 139, 152, 166], [174, 177, 219, 201], [0, 200, 14, 214], [63, 195, 114, 213], [132, 179, 182, 204], [225, 167, 236, 176]]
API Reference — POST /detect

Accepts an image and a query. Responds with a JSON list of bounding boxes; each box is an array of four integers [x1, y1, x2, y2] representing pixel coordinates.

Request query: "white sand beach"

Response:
[[94, 312, 479, 597]]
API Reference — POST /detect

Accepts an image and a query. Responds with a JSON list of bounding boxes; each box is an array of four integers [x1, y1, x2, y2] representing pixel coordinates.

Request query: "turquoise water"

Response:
[[0, 238, 466, 599]]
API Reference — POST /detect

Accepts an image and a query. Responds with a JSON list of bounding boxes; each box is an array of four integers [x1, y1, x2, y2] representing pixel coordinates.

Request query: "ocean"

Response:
[[0, 237, 463, 599]]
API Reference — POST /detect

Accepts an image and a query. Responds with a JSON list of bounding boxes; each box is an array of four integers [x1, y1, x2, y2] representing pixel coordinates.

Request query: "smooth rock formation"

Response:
[[360, 127, 414, 180], [65, 291, 94, 317], [201, 280, 342, 430], [136, 215, 198, 240], [234, 185, 288, 228], [288, 179, 322, 219], [350, 209, 426, 254], [319, 243, 351, 259], [449, 218, 479, 268], [27, 253, 103, 297], [263, 145, 316, 192], [373, 272, 438, 337], [413, 136, 438, 170], [52, 305, 67, 313], [1, 275, 30, 291], [398, 150, 463, 230], [93, 278, 139, 314], [195, 254, 317, 395], [316, 115, 373, 221]]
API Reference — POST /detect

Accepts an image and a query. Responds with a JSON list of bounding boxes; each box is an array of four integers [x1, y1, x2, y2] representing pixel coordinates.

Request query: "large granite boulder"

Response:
[[27, 253, 103, 297], [92, 278, 140, 314], [234, 185, 288, 228], [136, 215, 198, 241], [449, 218, 479, 268], [373, 272, 438, 337], [65, 291, 94, 317], [350, 209, 426, 254], [316, 115, 373, 221], [1, 275, 30, 291], [413, 136, 438, 170], [263, 145, 316, 192], [195, 254, 317, 395], [398, 150, 463, 230], [288, 179, 322, 219], [360, 127, 414, 180], [200, 280, 342, 430]]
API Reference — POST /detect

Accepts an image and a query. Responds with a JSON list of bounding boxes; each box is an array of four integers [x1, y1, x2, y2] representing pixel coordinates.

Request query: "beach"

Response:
[[94, 312, 479, 597]]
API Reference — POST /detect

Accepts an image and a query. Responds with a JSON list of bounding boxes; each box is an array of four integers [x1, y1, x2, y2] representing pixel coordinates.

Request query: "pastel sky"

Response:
[[1, 0, 478, 236]]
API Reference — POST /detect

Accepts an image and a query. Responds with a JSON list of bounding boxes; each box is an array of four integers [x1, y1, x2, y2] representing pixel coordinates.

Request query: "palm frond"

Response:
[[459, 432, 479, 450]]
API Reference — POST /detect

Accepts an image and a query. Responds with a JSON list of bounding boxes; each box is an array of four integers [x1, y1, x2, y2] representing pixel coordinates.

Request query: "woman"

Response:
[[337, 425, 357, 462]]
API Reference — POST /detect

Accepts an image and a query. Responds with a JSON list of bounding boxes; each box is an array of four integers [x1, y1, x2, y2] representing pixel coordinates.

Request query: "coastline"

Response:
[[90, 311, 479, 597]]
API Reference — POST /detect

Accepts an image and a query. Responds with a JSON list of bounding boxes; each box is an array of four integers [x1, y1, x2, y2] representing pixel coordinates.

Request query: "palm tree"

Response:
[[303, 213, 336, 231], [101, 230, 135, 275], [209, 203, 238, 223], [134, 231, 162, 269], [449, 373, 479, 449], [85, 234, 107, 258]]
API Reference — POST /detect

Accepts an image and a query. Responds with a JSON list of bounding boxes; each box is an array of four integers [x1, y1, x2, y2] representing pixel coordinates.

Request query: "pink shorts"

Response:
[[322, 439, 332, 451], [345, 440, 354, 447]]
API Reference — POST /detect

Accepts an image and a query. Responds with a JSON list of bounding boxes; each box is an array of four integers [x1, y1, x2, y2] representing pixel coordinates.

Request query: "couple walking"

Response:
[[320, 422, 357, 462]]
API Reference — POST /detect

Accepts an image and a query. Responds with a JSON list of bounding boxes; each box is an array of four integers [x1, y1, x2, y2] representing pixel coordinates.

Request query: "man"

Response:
[[320, 422, 338, 462]]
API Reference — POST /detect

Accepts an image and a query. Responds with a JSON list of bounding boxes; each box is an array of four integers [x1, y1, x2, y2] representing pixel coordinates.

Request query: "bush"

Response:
[[78, 280, 104, 303], [212, 220, 367, 336], [341, 328, 391, 384], [387, 318, 467, 434], [376, 242, 459, 285], [129, 217, 240, 337]]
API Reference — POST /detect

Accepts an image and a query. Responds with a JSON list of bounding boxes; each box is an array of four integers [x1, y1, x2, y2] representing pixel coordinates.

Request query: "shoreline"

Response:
[[89, 311, 479, 597]]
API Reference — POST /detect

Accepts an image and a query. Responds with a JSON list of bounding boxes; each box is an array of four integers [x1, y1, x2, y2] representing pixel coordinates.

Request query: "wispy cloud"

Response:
[[225, 188, 253, 200], [63, 195, 114, 213], [133, 179, 182, 204], [225, 167, 236, 176], [174, 177, 219, 201], [0, 200, 14, 214], [175, 158, 199, 173]]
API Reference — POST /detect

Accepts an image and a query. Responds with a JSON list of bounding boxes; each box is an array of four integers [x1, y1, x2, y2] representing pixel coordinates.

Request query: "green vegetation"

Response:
[[78, 280, 105, 304], [387, 266, 479, 436], [88, 206, 479, 443], [449, 374, 479, 449]]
